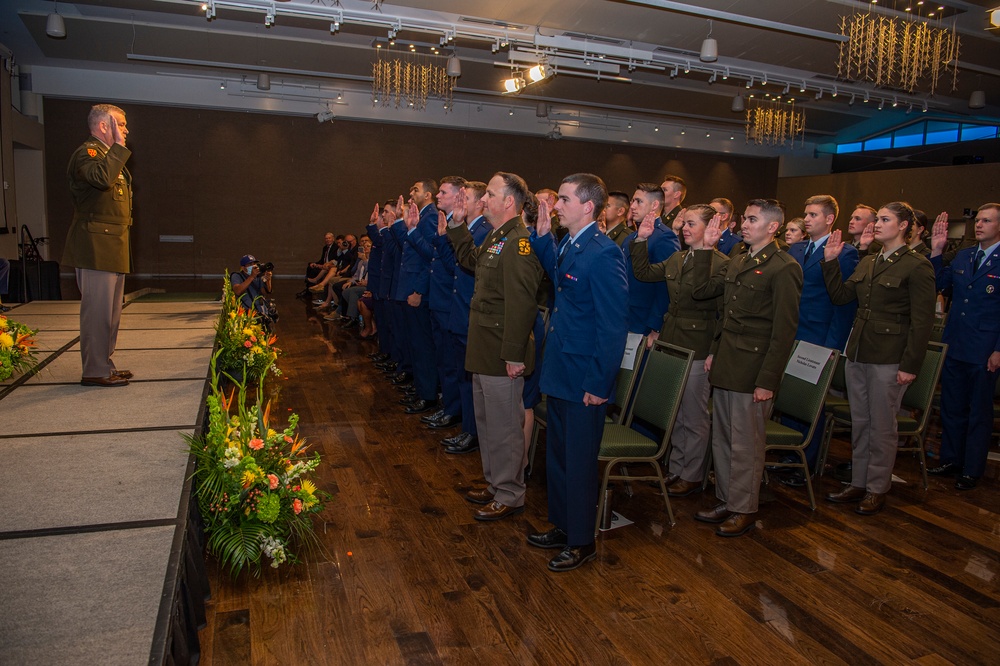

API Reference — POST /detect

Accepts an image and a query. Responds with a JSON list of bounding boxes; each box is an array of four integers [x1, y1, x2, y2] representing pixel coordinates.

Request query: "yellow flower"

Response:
[[0, 316, 7, 330], [301, 480, 317, 495], [241, 470, 257, 487], [0, 332, 13, 349]]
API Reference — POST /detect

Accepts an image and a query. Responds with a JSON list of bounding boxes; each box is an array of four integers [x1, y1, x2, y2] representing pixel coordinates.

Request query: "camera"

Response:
[[257, 261, 274, 273]]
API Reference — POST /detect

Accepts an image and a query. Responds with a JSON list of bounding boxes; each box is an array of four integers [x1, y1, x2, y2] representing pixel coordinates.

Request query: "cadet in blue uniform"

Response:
[[623, 183, 680, 344], [529, 173, 629, 572], [928, 205, 1000, 490]]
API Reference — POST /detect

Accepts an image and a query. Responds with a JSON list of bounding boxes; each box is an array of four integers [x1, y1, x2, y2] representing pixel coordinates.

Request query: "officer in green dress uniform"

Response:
[[603, 191, 633, 247], [62, 104, 134, 387]]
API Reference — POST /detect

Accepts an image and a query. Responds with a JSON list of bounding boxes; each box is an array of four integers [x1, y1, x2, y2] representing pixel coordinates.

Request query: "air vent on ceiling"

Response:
[[459, 17, 529, 31], [562, 32, 627, 46]]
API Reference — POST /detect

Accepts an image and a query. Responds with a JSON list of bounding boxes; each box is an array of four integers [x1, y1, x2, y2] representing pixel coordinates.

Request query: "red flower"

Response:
[[292, 499, 303, 515], [244, 340, 252, 348], [249, 438, 264, 450]]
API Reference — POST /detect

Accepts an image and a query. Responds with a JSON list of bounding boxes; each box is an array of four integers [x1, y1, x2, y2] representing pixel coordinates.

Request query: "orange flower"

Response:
[[292, 499, 303, 515], [244, 340, 253, 348], [267, 474, 279, 490], [283, 435, 293, 444], [249, 438, 264, 450]]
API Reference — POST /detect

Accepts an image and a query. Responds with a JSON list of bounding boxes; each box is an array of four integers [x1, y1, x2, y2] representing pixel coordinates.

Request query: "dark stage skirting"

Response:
[[0, 297, 218, 665]]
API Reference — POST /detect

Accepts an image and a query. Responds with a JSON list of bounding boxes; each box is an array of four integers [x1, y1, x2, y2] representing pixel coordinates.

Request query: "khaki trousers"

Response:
[[845, 361, 906, 494], [712, 388, 771, 514], [668, 362, 712, 483], [472, 374, 526, 507], [76, 268, 124, 378]]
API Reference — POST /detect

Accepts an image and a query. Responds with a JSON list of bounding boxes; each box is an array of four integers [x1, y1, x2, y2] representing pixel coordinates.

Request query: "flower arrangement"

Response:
[[215, 275, 281, 383], [0, 315, 39, 382], [188, 353, 327, 575]]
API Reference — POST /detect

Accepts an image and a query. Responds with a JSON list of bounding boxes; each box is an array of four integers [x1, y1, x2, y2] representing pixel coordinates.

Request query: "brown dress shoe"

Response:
[[81, 375, 129, 387], [694, 502, 732, 524], [473, 500, 525, 522], [825, 485, 866, 504], [112, 369, 133, 380], [716, 512, 756, 537], [855, 492, 885, 515], [667, 479, 701, 497], [464, 487, 495, 505], [663, 472, 680, 487]]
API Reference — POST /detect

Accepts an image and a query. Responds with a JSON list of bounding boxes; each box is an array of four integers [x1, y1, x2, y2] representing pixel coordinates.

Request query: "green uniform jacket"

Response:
[[728, 237, 789, 258], [62, 138, 133, 273], [448, 216, 543, 377], [630, 242, 729, 360], [606, 222, 632, 247], [693, 241, 802, 392], [821, 247, 936, 375]]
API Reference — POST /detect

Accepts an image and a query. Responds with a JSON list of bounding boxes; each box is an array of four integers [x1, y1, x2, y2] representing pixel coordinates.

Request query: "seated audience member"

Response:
[[0, 257, 10, 312], [784, 217, 807, 245], [327, 246, 370, 326], [231, 255, 276, 323], [298, 232, 336, 298], [357, 294, 377, 339], [309, 234, 358, 292]]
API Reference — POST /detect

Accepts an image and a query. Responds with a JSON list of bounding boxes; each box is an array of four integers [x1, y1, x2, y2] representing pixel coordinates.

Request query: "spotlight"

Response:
[[220, 81, 226, 90], [508, 108, 514, 116], [502, 77, 525, 93], [680, 128, 685, 135], [256, 73, 270, 91], [627, 121, 632, 129], [800, 82, 806, 93], [705, 132, 711, 138], [317, 109, 335, 123], [264, 11, 274, 27], [654, 125, 660, 132], [528, 64, 546, 82]]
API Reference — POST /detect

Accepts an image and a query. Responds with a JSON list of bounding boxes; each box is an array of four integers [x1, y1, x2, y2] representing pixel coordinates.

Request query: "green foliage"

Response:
[[0, 315, 39, 382], [215, 274, 281, 384]]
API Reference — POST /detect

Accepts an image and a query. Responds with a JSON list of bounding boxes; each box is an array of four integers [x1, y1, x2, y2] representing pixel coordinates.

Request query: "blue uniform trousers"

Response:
[[390, 300, 410, 370], [546, 396, 606, 546], [939, 357, 999, 478], [452, 331, 477, 435], [405, 302, 437, 401], [432, 309, 461, 417]]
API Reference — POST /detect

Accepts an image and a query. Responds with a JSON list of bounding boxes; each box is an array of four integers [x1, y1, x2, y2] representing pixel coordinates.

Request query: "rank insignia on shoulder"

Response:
[[518, 238, 531, 256], [87, 148, 97, 157]]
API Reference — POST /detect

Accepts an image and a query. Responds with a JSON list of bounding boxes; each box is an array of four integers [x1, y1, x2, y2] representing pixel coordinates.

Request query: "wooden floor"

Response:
[[196, 281, 1000, 665]]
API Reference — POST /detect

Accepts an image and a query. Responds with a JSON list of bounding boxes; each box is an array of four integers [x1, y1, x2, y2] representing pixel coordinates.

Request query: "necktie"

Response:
[[803, 242, 814, 263], [875, 253, 885, 268], [974, 248, 985, 271], [558, 238, 570, 266]]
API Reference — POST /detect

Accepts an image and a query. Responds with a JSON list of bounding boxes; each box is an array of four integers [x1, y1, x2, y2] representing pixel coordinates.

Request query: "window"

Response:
[[835, 120, 998, 153]]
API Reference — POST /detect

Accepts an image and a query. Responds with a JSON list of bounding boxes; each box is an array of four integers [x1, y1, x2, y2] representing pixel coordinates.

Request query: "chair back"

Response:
[[774, 342, 840, 426], [901, 341, 947, 415], [829, 354, 847, 393], [610, 345, 647, 417], [624, 342, 693, 444]]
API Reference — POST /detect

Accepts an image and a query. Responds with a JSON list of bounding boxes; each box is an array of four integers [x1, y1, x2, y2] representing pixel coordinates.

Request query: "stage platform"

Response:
[[0, 296, 219, 665]]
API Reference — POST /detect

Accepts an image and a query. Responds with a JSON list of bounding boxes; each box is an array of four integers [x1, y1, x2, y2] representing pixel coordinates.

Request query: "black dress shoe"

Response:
[[420, 409, 445, 424], [445, 436, 479, 454], [0, 305, 10, 313], [776, 471, 807, 488], [427, 413, 461, 430], [442, 432, 471, 447], [340, 319, 358, 329], [765, 455, 799, 472], [370, 352, 390, 362], [390, 372, 413, 385], [375, 361, 397, 372], [527, 528, 568, 549], [399, 395, 422, 406], [955, 475, 979, 490], [928, 462, 959, 477], [404, 399, 435, 414], [547, 544, 597, 572]]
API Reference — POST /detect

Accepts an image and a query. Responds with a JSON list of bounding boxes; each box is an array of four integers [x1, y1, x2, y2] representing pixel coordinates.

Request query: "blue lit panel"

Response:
[[864, 136, 892, 151], [926, 121, 959, 145], [961, 125, 998, 142], [837, 142, 863, 154]]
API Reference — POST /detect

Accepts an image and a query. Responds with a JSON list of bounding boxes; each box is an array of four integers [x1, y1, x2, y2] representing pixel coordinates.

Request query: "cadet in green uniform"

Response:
[[446, 172, 544, 522], [603, 191, 632, 247], [63, 103, 133, 387], [630, 204, 729, 497], [692, 199, 803, 537], [822, 201, 936, 515]]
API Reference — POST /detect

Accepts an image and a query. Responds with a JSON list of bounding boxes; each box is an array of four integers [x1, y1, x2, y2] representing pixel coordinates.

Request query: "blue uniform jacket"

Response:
[[366, 223, 385, 297], [788, 239, 859, 350], [717, 228, 741, 256], [623, 219, 679, 334], [532, 225, 629, 402], [933, 245, 1000, 364], [447, 215, 491, 335], [383, 219, 404, 301], [427, 213, 455, 313], [392, 203, 438, 301]]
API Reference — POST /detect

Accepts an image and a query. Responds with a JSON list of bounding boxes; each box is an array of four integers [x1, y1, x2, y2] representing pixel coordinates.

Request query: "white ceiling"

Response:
[[2, 0, 999, 152]]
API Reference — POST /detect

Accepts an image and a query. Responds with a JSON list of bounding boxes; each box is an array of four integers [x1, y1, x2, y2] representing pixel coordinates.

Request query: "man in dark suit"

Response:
[[711, 198, 741, 255], [623, 184, 680, 346], [299, 232, 335, 298], [777, 195, 859, 486], [393, 180, 439, 414], [529, 173, 629, 571], [694, 199, 802, 537], [447, 172, 543, 522], [440, 181, 492, 453], [929, 204, 1000, 490], [62, 104, 133, 387], [603, 191, 632, 247]]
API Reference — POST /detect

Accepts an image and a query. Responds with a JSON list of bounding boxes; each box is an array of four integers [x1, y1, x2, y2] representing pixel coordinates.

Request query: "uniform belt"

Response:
[[668, 308, 715, 320], [471, 302, 494, 315], [74, 213, 130, 225], [721, 319, 770, 336], [856, 309, 909, 324]]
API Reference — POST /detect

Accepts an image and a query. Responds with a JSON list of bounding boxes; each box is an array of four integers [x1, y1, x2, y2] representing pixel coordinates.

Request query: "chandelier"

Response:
[[372, 50, 455, 111], [745, 98, 806, 148], [836, 11, 960, 96]]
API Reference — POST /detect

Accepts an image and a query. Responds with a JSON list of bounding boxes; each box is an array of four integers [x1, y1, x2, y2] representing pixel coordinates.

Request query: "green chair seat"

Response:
[[896, 415, 920, 434], [764, 420, 806, 446], [824, 395, 849, 410], [599, 424, 659, 458]]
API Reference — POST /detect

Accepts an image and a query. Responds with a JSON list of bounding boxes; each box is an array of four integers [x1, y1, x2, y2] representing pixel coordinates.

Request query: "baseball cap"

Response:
[[239, 254, 257, 267]]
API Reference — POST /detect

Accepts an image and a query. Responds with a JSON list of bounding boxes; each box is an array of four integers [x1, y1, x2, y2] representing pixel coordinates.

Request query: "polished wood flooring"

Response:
[[196, 281, 1000, 665]]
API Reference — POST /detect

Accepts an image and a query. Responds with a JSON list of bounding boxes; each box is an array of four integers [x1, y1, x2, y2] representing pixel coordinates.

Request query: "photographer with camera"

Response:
[[231, 254, 276, 324]]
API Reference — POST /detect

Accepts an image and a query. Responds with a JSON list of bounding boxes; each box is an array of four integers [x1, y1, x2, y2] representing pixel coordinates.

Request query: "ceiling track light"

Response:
[[746, 77, 753, 89], [782, 83, 790, 94]]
